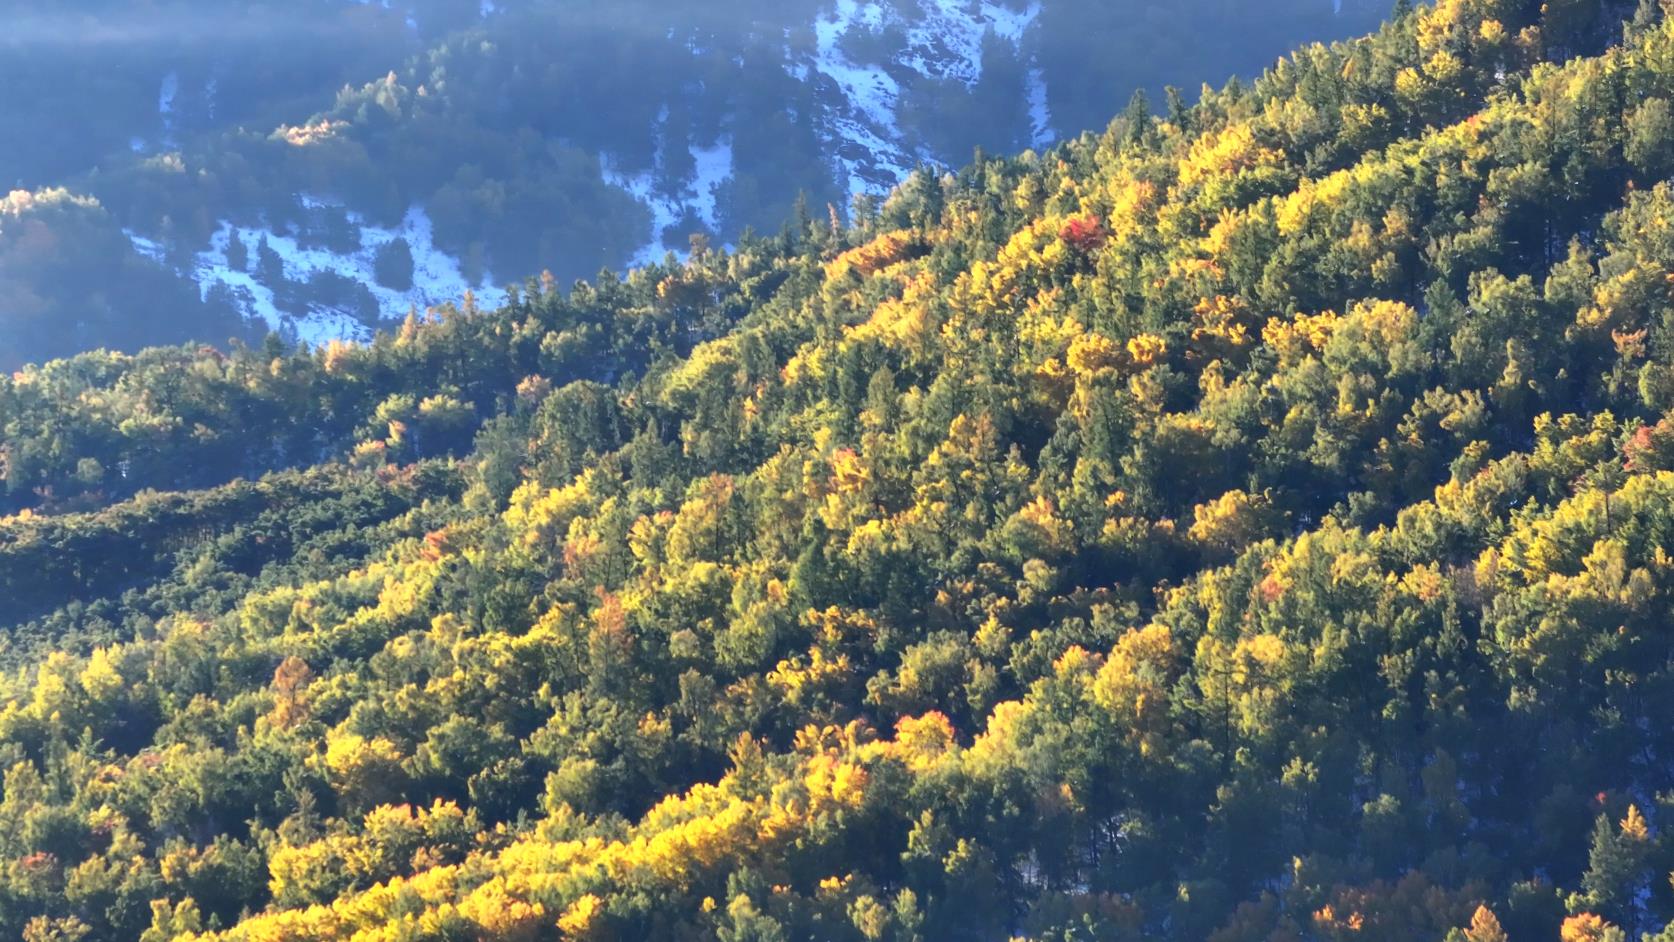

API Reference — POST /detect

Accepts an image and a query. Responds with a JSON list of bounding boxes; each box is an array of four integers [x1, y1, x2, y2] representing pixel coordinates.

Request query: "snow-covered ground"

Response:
[[689, 138, 734, 232], [128, 198, 505, 347], [794, 0, 1046, 195], [900, 0, 1037, 84], [602, 104, 737, 267], [123, 229, 166, 264], [1026, 66, 1053, 149], [810, 0, 913, 196]]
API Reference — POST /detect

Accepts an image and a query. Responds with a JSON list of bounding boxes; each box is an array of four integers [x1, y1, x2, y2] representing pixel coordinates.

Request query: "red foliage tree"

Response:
[[1060, 215, 1107, 253]]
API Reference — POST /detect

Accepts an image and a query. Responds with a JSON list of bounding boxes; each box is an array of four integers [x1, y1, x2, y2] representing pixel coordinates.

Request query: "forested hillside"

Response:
[[8, 1, 1674, 940]]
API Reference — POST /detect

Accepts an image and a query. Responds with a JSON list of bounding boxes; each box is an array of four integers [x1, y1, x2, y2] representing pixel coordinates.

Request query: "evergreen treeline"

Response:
[[8, 2, 1674, 939]]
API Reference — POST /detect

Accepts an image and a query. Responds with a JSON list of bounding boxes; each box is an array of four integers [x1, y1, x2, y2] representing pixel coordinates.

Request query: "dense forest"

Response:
[[10, 0, 1674, 939], [0, 0, 1385, 368]]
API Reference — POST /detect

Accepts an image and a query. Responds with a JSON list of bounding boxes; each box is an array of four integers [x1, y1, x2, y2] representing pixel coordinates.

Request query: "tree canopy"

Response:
[[8, 2, 1674, 940]]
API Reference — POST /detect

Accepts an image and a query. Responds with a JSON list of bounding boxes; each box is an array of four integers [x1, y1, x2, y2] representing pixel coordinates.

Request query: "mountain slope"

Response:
[[7, 1, 1674, 941]]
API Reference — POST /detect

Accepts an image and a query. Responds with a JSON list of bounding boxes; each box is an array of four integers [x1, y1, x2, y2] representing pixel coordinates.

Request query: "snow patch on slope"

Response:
[[815, 1, 899, 131], [899, 0, 1037, 84], [982, 1, 1036, 43], [1026, 66, 1053, 149], [616, 1, 1049, 230], [123, 229, 166, 264], [811, 0, 909, 196], [602, 104, 736, 267], [798, 0, 1044, 196], [129, 198, 504, 347], [689, 137, 735, 232]]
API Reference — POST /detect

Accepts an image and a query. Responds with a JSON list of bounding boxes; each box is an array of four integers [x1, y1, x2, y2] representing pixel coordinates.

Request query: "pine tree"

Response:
[[1462, 905, 1508, 942], [225, 232, 249, 273], [257, 234, 285, 285], [1165, 85, 1191, 132], [1575, 810, 1649, 926], [374, 237, 415, 292], [1123, 88, 1153, 147]]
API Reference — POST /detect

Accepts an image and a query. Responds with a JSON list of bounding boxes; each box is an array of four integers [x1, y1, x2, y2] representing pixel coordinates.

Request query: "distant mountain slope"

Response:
[[0, 0, 1386, 366]]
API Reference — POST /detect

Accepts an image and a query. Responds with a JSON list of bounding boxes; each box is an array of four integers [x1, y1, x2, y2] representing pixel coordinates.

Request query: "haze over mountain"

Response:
[[0, 0, 1386, 368]]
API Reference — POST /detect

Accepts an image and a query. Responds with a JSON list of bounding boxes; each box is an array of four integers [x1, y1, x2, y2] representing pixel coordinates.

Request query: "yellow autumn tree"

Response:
[[1460, 905, 1507, 942]]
